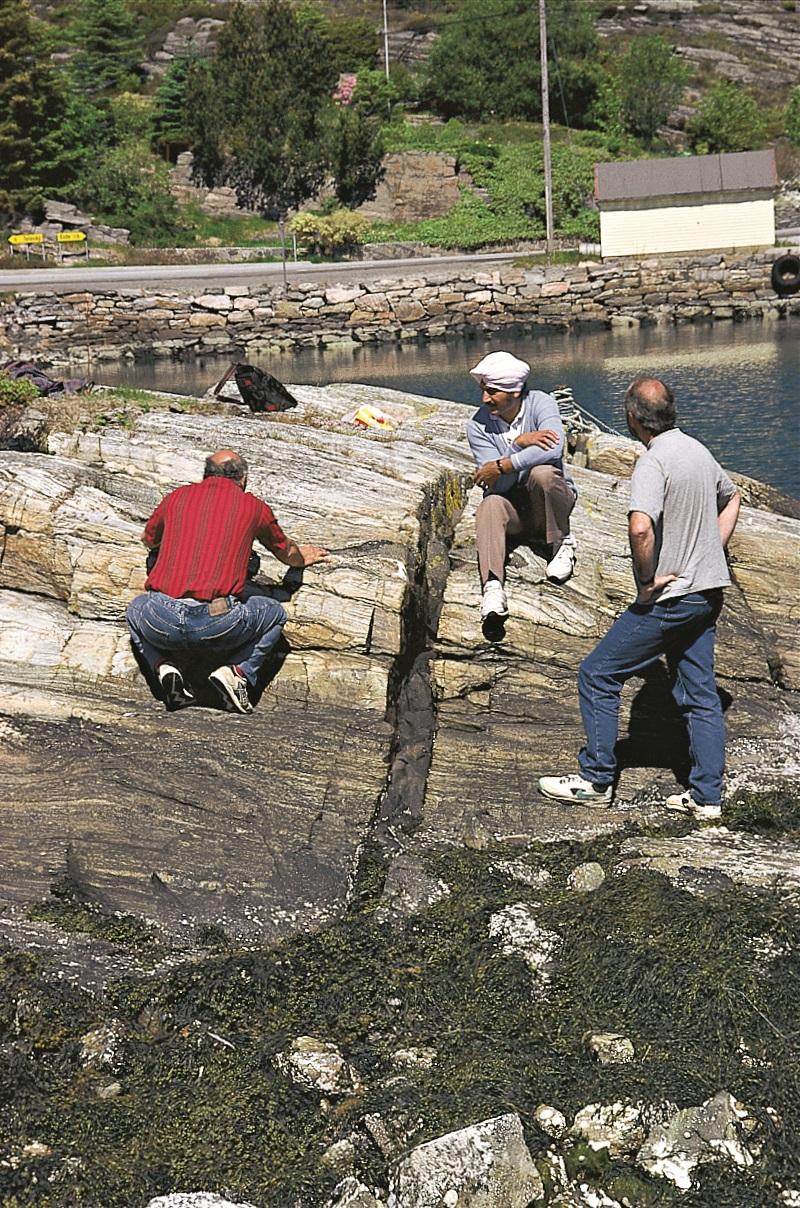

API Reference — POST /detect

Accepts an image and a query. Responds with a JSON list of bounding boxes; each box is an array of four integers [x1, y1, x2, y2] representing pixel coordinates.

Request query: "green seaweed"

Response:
[[724, 789, 800, 836], [3, 824, 800, 1206], [27, 876, 169, 966]]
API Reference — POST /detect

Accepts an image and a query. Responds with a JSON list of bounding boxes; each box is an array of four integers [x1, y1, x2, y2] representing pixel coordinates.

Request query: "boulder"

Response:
[[636, 1091, 758, 1191], [567, 862, 606, 893], [618, 828, 800, 894], [146, 1198, 258, 1208], [275, 1036, 364, 1096], [488, 903, 561, 984], [583, 1031, 635, 1065], [571, 1102, 649, 1159], [389, 1113, 543, 1208]]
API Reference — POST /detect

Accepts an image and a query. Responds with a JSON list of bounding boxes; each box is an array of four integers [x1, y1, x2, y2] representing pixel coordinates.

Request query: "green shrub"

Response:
[[78, 138, 187, 245], [0, 371, 39, 405], [687, 79, 768, 153], [618, 35, 688, 147], [785, 86, 800, 146], [288, 209, 371, 256]]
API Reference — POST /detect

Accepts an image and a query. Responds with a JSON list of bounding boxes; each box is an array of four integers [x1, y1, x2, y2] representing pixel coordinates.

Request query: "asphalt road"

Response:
[[0, 251, 528, 295]]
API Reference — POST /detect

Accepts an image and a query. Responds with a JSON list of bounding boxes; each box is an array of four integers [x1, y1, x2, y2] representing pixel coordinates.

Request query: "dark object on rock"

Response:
[[1, 360, 93, 396], [213, 362, 298, 413], [771, 253, 800, 297]]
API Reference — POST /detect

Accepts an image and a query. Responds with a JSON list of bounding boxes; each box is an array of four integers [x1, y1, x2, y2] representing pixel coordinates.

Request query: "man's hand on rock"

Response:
[[514, 429, 560, 450], [298, 544, 329, 567]]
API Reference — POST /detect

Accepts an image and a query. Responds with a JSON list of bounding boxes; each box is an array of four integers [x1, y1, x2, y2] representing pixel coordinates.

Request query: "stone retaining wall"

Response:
[[3, 247, 799, 364]]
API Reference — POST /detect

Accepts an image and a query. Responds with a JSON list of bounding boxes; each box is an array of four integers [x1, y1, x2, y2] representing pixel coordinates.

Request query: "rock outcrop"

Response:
[[0, 382, 798, 980], [597, 0, 800, 92]]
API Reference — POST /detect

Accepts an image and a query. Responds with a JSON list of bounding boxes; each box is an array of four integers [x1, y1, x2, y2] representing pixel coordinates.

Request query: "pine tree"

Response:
[[188, 0, 338, 217], [327, 105, 384, 208], [0, 0, 72, 219], [152, 54, 194, 158], [70, 0, 143, 96]]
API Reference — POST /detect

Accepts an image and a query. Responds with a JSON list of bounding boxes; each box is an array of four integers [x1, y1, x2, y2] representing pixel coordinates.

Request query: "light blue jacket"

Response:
[[466, 388, 576, 496]]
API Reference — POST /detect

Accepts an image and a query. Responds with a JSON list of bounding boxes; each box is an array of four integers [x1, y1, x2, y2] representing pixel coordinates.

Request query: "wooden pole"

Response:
[[382, 0, 390, 84], [279, 216, 288, 291], [539, 0, 554, 255]]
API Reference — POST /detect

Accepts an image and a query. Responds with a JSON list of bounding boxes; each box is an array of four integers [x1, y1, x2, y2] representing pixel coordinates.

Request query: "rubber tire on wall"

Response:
[[771, 253, 800, 297]]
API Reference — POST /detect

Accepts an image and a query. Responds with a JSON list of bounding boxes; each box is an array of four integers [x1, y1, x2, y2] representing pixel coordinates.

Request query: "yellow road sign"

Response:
[[57, 230, 87, 243], [8, 232, 44, 245]]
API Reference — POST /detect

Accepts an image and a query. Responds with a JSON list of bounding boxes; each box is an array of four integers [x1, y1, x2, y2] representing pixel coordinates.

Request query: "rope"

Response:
[[551, 385, 626, 437]]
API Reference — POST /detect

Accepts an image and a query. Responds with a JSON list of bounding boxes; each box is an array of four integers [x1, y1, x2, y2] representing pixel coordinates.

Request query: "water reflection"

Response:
[[95, 319, 799, 495]]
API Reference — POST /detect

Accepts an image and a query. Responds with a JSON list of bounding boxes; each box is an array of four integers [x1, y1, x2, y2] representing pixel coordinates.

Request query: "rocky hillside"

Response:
[[0, 384, 799, 1205], [597, 0, 800, 93]]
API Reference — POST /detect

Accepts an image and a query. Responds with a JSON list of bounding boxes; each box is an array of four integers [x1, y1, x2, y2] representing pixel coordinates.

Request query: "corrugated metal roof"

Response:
[[594, 150, 776, 202]]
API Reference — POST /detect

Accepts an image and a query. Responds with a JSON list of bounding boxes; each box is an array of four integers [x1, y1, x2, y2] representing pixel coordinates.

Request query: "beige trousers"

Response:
[[475, 464, 576, 585]]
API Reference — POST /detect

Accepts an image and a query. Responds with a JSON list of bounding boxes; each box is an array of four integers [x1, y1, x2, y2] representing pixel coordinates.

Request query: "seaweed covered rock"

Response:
[[636, 1091, 759, 1191], [389, 1113, 543, 1208]]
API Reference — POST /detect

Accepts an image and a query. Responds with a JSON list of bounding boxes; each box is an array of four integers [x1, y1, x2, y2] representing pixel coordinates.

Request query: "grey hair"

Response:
[[625, 377, 677, 435], [203, 453, 248, 481]]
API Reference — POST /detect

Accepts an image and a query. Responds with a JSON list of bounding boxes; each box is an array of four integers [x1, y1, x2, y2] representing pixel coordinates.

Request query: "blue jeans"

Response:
[[126, 591, 287, 687], [577, 590, 725, 805]]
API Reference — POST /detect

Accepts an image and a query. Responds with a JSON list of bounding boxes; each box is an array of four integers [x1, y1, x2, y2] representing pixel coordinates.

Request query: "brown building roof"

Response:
[[594, 150, 777, 203]]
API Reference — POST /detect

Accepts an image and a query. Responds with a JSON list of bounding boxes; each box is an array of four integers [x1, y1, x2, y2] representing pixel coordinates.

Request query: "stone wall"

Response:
[[3, 247, 799, 364]]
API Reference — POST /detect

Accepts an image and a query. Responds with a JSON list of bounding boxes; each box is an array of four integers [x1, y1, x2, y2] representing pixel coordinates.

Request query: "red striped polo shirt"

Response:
[[143, 477, 288, 600]]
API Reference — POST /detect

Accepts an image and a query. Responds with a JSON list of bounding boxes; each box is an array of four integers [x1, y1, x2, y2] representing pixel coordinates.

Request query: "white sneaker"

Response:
[[209, 665, 253, 714], [665, 790, 721, 821], [546, 536, 576, 584], [538, 773, 613, 807], [481, 579, 509, 620], [157, 662, 194, 711]]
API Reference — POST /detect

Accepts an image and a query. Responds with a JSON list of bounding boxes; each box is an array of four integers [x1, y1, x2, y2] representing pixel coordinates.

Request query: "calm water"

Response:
[[96, 320, 800, 496]]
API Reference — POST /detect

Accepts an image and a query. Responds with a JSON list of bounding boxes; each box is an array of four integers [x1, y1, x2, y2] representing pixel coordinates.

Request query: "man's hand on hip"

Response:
[[636, 574, 678, 605]]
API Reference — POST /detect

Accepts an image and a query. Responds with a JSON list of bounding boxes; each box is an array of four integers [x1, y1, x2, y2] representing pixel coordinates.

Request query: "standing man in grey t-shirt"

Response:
[[538, 377, 740, 819]]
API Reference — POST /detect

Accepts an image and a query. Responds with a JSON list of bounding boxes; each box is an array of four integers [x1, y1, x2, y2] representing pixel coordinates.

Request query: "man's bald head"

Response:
[[625, 376, 677, 436], [203, 449, 248, 483]]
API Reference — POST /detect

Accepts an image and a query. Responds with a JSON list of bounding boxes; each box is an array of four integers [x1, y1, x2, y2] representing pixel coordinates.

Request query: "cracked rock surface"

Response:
[[0, 383, 798, 981]]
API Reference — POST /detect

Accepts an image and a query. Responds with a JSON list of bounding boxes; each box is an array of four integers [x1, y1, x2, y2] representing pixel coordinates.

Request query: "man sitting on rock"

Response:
[[466, 351, 577, 631], [538, 377, 740, 818], [126, 449, 328, 714]]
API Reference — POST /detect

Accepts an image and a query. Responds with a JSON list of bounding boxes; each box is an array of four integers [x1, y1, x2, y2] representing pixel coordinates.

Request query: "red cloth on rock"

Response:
[[144, 476, 288, 600]]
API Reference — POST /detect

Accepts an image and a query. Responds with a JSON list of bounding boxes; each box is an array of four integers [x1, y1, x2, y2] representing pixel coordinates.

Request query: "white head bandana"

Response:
[[469, 351, 530, 394]]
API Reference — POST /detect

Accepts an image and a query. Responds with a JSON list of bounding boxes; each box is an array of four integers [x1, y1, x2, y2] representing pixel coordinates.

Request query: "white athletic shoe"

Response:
[[481, 579, 509, 620], [665, 790, 721, 821], [546, 536, 576, 584], [538, 773, 613, 807], [157, 662, 194, 711], [209, 665, 253, 714]]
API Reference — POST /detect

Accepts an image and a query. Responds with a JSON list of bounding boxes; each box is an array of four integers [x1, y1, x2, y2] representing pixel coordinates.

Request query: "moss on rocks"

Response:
[[2, 824, 800, 1206]]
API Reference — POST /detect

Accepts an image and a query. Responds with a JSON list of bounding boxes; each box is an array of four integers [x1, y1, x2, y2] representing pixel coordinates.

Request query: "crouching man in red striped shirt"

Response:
[[126, 448, 328, 714]]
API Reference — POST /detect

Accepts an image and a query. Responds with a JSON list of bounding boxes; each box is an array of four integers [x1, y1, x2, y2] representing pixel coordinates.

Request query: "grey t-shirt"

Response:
[[629, 427, 737, 601]]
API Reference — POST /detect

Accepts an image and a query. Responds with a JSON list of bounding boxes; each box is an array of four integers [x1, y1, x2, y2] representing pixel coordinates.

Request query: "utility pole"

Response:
[[382, 0, 390, 83], [539, 0, 555, 255]]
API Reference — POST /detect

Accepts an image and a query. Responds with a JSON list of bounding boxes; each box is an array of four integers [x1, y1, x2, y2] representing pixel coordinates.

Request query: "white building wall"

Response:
[[599, 197, 775, 257]]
